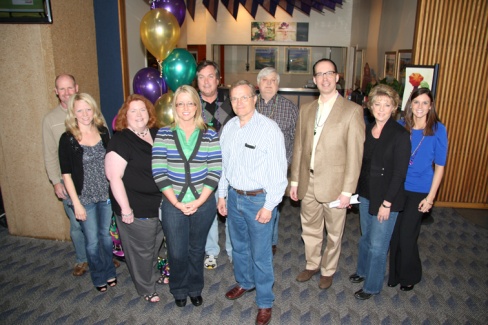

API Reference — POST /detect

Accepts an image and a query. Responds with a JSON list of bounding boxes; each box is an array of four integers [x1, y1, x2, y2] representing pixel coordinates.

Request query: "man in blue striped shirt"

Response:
[[217, 80, 287, 325]]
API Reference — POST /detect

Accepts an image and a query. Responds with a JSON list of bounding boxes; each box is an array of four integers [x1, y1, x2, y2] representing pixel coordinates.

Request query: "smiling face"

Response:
[[55, 75, 78, 109], [197, 65, 219, 102], [371, 95, 395, 125], [411, 93, 432, 121], [175, 92, 197, 123], [74, 100, 94, 127], [258, 72, 279, 101], [230, 84, 257, 124], [126, 100, 149, 132], [313, 61, 339, 99]]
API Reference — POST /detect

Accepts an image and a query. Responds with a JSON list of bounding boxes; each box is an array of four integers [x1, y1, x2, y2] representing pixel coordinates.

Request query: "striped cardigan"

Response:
[[152, 127, 222, 200]]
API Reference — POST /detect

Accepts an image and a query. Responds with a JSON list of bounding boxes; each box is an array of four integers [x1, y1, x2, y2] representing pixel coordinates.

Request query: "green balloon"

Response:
[[162, 49, 197, 92]]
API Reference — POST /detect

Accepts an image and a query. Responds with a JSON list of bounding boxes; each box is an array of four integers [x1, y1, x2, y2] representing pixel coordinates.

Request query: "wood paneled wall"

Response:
[[413, 0, 488, 209]]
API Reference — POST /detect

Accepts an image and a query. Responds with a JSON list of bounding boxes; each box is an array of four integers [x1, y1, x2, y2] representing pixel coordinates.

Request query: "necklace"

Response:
[[257, 95, 278, 119], [314, 105, 326, 135], [409, 133, 425, 165], [129, 127, 149, 138]]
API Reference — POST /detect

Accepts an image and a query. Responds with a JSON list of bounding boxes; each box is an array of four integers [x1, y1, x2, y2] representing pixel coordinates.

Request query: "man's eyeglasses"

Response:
[[175, 102, 196, 108], [230, 95, 254, 103], [314, 71, 337, 79]]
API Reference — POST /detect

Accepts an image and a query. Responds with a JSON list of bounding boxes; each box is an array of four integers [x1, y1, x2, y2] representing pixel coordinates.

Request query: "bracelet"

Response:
[[381, 203, 391, 208], [424, 198, 433, 205], [121, 209, 133, 217]]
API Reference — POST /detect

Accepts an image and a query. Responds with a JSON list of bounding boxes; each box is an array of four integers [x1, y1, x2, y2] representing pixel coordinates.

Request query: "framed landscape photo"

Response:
[[401, 64, 440, 110], [252, 46, 278, 71], [396, 50, 412, 86], [384, 51, 397, 79], [286, 47, 311, 74]]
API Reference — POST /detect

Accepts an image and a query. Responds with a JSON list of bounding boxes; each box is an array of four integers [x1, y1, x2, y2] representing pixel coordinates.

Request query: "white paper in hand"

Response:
[[329, 194, 360, 208]]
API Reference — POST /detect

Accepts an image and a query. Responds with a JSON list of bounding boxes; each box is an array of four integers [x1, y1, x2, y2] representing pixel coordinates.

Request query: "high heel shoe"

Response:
[[96, 285, 108, 292], [107, 278, 117, 287]]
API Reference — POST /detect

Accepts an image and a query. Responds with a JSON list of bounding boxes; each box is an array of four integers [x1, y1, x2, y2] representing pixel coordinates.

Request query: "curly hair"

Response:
[[65, 93, 105, 141], [115, 94, 159, 131]]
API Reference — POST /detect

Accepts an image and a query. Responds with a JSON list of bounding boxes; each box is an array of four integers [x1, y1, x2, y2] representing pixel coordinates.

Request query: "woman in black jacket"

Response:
[[349, 84, 411, 300], [59, 93, 115, 292]]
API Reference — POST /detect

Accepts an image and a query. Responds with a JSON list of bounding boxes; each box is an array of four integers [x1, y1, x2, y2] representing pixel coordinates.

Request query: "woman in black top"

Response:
[[105, 94, 163, 303], [59, 93, 116, 292], [349, 84, 411, 300]]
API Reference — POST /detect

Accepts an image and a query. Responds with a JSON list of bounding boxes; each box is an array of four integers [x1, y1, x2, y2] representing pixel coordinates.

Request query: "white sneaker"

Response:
[[204, 255, 217, 269]]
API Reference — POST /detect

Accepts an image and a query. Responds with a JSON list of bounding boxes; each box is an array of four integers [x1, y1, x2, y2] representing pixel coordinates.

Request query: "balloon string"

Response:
[[158, 60, 163, 94]]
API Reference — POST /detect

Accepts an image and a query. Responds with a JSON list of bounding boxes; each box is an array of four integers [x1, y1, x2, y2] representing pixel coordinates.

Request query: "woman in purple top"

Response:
[[388, 88, 448, 291]]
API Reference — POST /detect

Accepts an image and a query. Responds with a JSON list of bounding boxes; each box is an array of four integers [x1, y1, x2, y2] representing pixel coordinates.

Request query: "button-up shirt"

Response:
[[218, 110, 288, 211]]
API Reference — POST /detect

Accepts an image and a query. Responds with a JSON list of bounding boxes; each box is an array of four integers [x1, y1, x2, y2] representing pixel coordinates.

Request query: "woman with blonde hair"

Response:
[[105, 94, 164, 303], [59, 93, 116, 292], [152, 85, 222, 307]]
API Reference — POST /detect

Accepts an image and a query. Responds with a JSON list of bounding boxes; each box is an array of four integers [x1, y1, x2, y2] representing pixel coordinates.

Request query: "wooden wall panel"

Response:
[[414, 0, 488, 208]]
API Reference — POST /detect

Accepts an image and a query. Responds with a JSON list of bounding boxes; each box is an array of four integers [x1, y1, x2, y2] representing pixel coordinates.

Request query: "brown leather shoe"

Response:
[[296, 269, 319, 282], [319, 275, 333, 289], [225, 285, 255, 300], [113, 258, 121, 268], [272, 245, 277, 255], [72, 262, 88, 276], [256, 308, 272, 325]]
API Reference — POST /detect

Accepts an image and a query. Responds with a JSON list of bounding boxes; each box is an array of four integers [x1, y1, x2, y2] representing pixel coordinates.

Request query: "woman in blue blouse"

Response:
[[152, 85, 222, 307], [388, 88, 448, 291]]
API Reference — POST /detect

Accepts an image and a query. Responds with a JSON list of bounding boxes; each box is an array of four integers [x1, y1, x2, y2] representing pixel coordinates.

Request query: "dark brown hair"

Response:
[[404, 88, 441, 136]]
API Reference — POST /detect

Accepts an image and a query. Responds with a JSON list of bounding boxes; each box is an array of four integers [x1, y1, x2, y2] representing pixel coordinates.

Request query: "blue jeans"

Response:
[[160, 196, 216, 300], [356, 197, 398, 294], [227, 188, 275, 308], [76, 201, 116, 287], [272, 206, 279, 246], [63, 198, 87, 264], [205, 192, 232, 257]]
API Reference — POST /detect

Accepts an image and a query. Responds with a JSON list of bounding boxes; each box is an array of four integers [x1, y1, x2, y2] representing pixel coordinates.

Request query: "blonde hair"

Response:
[[367, 84, 400, 117], [171, 85, 207, 131], [65, 93, 105, 141]]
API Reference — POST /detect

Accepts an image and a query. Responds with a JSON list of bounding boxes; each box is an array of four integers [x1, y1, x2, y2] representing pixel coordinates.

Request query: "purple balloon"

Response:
[[151, 0, 186, 26], [133, 67, 168, 104]]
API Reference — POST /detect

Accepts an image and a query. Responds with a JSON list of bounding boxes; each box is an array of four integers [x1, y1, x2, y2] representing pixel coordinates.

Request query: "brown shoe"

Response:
[[272, 245, 277, 256], [296, 269, 319, 282], [72, 262, 88, 276], [319, 275, 333, 289], [256, 308, 272, 325], [113, 258, 121, 268], [225, 285, 255, 300]]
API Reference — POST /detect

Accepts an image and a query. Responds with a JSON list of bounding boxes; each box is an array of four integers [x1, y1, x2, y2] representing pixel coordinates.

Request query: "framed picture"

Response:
[[401, 64, 440, 110], [384, 51, 397, 79], [0, 0, 52, 24], [354, 49, 365, 90], [396, 50, 412, 86], [252, 46, 278, 71], [286, 47, 311, 74]]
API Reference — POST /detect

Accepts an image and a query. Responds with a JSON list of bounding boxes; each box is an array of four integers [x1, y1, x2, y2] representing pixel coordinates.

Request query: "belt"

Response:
[[232, 187, 265, 196], [310, 169, 314, 174]]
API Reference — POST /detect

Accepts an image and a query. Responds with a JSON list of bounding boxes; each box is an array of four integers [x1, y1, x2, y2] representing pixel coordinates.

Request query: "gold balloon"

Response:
[[140, 9, 180, 61], [155, 92, 175, 126]]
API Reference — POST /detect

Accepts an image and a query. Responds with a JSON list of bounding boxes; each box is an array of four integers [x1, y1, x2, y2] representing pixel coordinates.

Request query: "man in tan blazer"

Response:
[[290, 59, 365, 289]]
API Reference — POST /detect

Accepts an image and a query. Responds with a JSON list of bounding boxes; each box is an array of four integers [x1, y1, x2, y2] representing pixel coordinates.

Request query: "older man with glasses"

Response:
[[218, 80, 287, 325]]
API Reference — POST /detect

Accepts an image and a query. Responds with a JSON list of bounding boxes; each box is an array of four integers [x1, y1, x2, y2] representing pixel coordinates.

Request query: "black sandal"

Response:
[[96, 285, 108, 292], [144, 292, 160, 303], [107, 278, 117, 287]]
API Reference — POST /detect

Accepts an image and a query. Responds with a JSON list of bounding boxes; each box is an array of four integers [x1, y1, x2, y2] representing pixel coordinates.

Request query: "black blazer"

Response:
[[357, 118, 411, 214], [59, 126, 110, 195]]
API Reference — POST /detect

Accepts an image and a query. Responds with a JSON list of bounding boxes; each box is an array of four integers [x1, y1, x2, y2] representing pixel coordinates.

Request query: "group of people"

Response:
[[42, 57, 447, 325]]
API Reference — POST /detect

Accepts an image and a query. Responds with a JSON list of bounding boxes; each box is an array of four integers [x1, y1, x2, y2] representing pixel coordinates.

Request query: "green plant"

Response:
[[366, 78, 404, 97]]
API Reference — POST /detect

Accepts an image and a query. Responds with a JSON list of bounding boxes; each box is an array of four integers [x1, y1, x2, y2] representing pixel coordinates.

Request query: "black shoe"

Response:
[[190, 295, 203, 306], [354, 289, 373, 300], [349, 273, 365, 283], [175, 298, 187, 307], [400, 285, 414, 291], [387, 282, 398, 288]]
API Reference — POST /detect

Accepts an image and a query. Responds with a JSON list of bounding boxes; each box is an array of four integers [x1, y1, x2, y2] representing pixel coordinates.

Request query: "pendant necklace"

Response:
[[409, 133, 425, 165], [129, 127, 148, 138], [314, 104, 326, 136], [257, 95, 278, 119]]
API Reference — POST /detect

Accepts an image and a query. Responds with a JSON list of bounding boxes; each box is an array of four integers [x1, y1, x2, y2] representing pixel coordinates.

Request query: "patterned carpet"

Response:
[[0, 198, 487, 325]]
